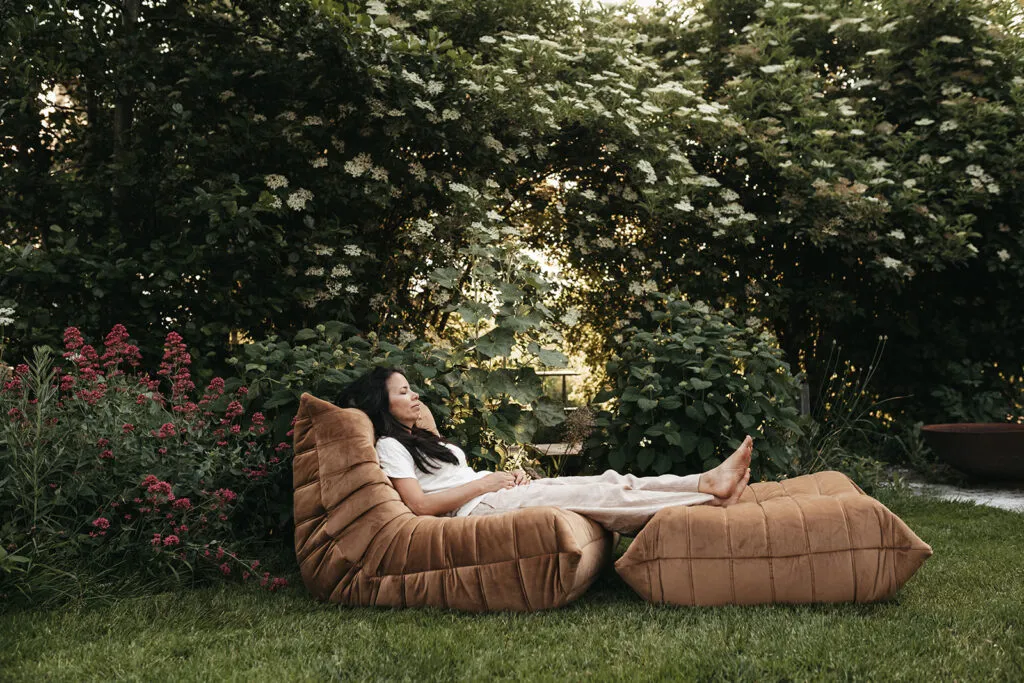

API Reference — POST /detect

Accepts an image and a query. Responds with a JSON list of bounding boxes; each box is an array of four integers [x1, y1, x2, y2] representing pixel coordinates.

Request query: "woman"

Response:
[[337, 366, 752, 535]]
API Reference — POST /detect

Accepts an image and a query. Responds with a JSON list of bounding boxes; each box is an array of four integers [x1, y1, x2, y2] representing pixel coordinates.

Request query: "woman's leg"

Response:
[[470, 437, 754, 535], [469, 480, 717, 535], [528, 435, 753, 496]]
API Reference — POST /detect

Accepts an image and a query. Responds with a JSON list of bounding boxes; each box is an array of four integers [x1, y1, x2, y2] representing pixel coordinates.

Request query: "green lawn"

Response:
[[3, 493, 1023, 682]]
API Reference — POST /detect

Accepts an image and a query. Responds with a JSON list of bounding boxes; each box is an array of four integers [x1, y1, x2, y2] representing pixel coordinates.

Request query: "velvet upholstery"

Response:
[[292, 393, 613, 612], [615, 471, 932, 606]]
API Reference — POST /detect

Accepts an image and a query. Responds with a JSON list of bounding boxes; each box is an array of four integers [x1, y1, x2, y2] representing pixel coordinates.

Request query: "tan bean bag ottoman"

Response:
[[292, 393, 613, 612], [616, 471, 932, 606]]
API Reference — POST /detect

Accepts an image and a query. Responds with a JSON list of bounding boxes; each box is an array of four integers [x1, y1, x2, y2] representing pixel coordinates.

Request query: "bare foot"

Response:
[[708, 468, 750, 507], [697, 435, 753, 499]]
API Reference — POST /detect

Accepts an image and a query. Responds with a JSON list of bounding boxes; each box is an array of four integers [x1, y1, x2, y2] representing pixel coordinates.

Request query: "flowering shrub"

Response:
[[588, 293, 808, 480], [0, 326, 290, 608]]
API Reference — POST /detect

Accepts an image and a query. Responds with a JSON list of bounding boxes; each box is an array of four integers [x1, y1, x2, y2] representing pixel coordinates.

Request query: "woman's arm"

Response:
[[391, 472, 519, 516]]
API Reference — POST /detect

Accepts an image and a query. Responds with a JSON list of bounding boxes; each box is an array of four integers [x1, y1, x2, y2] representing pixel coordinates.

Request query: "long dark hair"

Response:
[[336, 366, 459, 474]]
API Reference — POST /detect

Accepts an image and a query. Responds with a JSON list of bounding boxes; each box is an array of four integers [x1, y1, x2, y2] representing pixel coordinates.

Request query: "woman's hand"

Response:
[[478, 471, 517, 493], [511, 469, 531, 486]]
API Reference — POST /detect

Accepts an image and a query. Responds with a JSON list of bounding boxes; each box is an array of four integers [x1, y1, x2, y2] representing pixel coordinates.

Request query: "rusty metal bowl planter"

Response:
[[921, 423, 1024, 480]]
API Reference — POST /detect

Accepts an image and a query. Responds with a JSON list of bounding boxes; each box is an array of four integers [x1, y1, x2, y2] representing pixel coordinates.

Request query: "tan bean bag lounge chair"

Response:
[[292, 393, 614, 612], [616, 471, 932, 606]]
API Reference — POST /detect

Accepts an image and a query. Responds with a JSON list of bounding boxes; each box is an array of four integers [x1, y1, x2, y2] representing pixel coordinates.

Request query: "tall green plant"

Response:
[[589, 293, 806, 480]]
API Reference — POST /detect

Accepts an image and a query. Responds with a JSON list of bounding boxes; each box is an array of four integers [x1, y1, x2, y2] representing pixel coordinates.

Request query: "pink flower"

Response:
[[96, 437, 110, 448], [172, 497, 192, 510], [122, 423, 135, 433], [14, 364, 29, 376], [214, 488, 237, 504], [251, 412, 265, 426], [91, 517, 110, 530], [163, 535, 180, 547], [151, 533, 162, 546], [63, 327, 84, 351], [225, 401, 244, 420], [152, 422, 177, 439], [99, 449, 114, 460], [219, 563, 231, 575]]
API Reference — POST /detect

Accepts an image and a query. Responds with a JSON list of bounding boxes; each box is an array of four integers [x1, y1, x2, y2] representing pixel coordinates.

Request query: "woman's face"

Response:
[[385, 373, 421, 428]]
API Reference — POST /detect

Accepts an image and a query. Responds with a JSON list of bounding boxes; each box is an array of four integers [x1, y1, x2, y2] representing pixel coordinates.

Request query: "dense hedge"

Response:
[[3, 0, 1022, 444]]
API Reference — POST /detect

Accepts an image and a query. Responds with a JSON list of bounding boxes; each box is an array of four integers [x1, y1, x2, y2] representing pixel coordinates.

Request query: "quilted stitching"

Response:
[[616, 471, 932, 606]]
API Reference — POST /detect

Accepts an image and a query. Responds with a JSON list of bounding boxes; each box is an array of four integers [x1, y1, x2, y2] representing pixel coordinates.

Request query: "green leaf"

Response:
[[680, 433, 699, 454], [637, 398, 658, 412], [698, 437, 714, 459], [736, 412, 756, 429], [608, 450, 626, 470], [475, 328, 516, 359], [529, 343, 568, 367], [654, 454, 674, 474], [637, 448, 655, 470], [532, 398, 565, 427], [659, 396, 682, 410], [691, 378, 713, 390], [293, 328, 318, 342]]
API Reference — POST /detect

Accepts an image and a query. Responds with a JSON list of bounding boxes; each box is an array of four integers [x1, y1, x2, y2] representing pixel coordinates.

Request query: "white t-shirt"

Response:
[[375, 436, 491, 517]]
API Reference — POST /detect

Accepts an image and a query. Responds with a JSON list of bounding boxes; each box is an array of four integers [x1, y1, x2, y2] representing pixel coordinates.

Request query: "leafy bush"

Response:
[[0, 326, 289, 609], [930, 359, 1024, 424], [588, 293, 807, 480]]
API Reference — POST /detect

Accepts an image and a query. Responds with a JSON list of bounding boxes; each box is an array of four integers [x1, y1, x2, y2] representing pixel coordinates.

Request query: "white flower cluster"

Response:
[[287, 188, 313, 211], [637, 160, 657, 184], [880, 256, 902, 270], [265, 174, 288, 189], [310, 157, 328, 168], [344, 153, 373, 177], [596, 237, 615, 249], [303, 116, 323, 126], [331, 265, 351, 278], [412, 218, 434, 238], [313, 244, 335, 256], [0, 305, 15, 326], [343, 245, 362, 257], [997, 249, 1010, 262], [408, 162, 426, 181]]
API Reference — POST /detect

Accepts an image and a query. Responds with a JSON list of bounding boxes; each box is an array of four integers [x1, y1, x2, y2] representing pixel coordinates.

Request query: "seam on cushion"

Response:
[[473, 522, 491, 612], [655, 512, 665, 603], [310, 540, 336, 584], [295, 515, 330, 559], [685, 512, 695, 606], [792, 496, 817, 602], [761, 499, 776, 603], [372, 526, 615, 576], [876, 502, 895, 596], [439, 524, 448, 608], [323, 493, 398, 525], [836, 500, 858, 603], [366, 514, 417, 577], [726, 505, 736, 605], [617, 545, 917, 566], [814, 474, 822, 496], [294, 478, 322, 495], [374, 550, 588, 580], [510, 520, 534, 612]]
